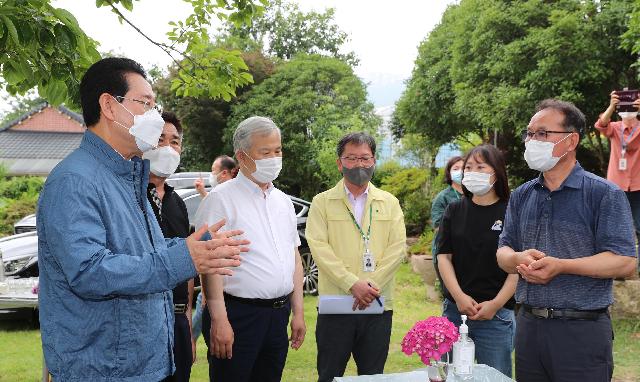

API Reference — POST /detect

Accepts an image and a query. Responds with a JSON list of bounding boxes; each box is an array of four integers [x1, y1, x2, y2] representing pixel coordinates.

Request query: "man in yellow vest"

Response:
[[305, 132, 406, 382]]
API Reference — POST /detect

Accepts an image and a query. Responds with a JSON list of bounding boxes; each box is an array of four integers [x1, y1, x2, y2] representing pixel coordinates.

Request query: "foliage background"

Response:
[[0, 166, 43, 237]]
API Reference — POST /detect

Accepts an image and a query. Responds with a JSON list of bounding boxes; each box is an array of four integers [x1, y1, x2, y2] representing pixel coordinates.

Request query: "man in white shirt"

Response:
[[195, 116, 306, 382]]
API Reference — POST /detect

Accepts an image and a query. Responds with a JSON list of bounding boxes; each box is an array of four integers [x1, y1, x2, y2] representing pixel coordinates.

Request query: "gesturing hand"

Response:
[[207, 219, 244, 240], [186, 224, 250, 276], [194, 177, 205, 195]]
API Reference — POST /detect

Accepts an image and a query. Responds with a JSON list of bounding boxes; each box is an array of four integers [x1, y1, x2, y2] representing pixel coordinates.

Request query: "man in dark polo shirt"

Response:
[[144, 111, 195, 382], [497, 99, 638, 382]]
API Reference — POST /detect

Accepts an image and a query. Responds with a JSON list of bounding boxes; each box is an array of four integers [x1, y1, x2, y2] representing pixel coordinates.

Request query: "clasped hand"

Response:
[[515, 249, 563, 285], [350, 280, 380, 310]]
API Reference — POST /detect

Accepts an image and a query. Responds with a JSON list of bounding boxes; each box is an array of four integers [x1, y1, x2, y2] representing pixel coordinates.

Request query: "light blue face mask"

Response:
[[450, 170, 463, 184]]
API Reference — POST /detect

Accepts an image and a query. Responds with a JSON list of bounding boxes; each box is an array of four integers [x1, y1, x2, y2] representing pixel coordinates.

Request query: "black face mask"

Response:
[[342, 165, 375, 186]]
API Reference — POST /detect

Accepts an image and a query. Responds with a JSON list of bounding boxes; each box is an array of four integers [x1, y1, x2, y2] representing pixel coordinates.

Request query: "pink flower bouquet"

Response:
[[401, 316, 459, 365]]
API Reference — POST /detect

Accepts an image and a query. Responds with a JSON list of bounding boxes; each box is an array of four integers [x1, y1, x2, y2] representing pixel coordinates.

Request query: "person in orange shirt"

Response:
[[595, 91, 640, 237]]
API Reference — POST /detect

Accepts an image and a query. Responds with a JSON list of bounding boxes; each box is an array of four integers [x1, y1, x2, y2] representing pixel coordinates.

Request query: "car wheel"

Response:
[[300, 248, 318, 296]]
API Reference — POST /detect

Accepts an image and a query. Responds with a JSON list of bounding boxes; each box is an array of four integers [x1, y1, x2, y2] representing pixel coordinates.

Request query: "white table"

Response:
[[334, 364, 515, 382]]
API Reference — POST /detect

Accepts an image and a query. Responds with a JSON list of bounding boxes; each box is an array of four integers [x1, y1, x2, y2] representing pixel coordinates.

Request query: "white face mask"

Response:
[[208, 172, 219, 188], [111, 97, 165, 153], [142, 146, 180, 178], [618, 112, 638, 120], [524, 133, 572, 172], [462, 171, 494, 196], [243, 151, 282, 183]]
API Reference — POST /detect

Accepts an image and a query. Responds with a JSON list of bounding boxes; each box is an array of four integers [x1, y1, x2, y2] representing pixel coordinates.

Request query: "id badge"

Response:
[[363, 249, 375, 272], [619, 157, 628, 171]]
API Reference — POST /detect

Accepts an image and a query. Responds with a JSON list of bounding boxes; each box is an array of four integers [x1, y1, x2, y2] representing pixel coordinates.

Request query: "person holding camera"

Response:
[[595, 90, 640, 237]]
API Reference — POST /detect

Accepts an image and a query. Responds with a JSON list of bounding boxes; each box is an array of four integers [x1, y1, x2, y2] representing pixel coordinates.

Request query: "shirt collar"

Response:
[[81, 130, 138, 179], [147, 182, 174, 195], [344, 184, 369, 201], [535, 161, 584, 190], [622, 119, 640, 130], [236, 170, 274, 197], [328, 179, 383, 200]]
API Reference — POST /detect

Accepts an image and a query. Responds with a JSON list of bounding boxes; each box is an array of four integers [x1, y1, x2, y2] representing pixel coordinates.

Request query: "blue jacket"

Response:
[[37, 131, 197, 381]]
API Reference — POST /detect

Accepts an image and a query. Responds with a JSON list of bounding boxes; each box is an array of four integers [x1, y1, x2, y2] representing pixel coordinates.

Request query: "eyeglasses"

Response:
[[340, 156, 375, 165], [115, 96, 162, 113], [521, 130, 572, 142]]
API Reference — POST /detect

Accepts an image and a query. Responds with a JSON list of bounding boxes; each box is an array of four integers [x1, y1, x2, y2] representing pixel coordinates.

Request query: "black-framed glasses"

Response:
[[340, 156, 375, 165], [521, 130, 572, 142], [115, 96, 162, 113]]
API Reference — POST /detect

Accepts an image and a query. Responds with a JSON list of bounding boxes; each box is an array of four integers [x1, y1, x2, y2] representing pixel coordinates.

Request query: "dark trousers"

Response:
[[209, 299, 291, 382], [162, 313, 193, 382], [515, 308, 613, 382], [316, 310, 393, 382]]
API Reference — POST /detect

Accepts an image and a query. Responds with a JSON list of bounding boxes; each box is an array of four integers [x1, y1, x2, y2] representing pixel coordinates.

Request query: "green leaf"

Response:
[[3, 62, 25, 85], [121, 0, 134, 12], [53, 24, 77, 51], [41, 79, 68, 106], [27, 0, 46, 8], [38, 28, 54, 54], [50, 8, 82, 33], [0, 16, 20, 45], [15, 21, 34, 45]]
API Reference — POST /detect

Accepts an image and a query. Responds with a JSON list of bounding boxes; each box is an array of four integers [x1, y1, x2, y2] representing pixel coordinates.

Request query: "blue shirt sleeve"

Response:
[[594, 188, 636, 257], [40, 175, 196, 300], [498, 191, 520, 251]]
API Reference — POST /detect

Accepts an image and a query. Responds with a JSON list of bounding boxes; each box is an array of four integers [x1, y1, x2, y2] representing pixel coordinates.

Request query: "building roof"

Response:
[[0, 102, 85, 133], [0, 130, 83, 159], [0, 130, 84, 176]]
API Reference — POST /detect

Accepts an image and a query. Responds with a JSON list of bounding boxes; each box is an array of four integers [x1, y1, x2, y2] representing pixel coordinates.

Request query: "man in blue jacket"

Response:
[[36, 57, 248, 382]]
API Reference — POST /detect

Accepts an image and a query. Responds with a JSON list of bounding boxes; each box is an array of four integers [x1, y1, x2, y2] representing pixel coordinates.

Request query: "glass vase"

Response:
[[426, 354, 449, 382]]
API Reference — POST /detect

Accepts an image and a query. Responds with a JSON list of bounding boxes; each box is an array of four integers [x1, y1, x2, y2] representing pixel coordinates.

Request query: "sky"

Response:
[[1, 0, 456, 114]]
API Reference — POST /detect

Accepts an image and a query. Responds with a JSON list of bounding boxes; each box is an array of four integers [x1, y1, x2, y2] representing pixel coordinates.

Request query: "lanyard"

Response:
[[620, 123, 640, 150], [346, 203, 373, 243]]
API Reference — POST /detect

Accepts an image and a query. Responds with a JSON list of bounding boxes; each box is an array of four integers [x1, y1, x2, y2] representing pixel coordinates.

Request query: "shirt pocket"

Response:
[[326, 212, 357, 270], [327, 213, 352, 238], [371, 208, 392, 235]]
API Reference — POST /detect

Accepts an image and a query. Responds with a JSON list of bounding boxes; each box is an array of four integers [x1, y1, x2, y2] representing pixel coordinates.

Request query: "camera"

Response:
[[614, 88, 640, 112]]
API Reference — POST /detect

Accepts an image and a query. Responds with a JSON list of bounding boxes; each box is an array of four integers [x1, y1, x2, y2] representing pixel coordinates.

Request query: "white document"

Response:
[[318, 295, 385, 315]]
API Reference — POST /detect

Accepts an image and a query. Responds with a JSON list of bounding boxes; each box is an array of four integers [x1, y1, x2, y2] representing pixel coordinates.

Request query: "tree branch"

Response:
[[105, 1, 204, 80]]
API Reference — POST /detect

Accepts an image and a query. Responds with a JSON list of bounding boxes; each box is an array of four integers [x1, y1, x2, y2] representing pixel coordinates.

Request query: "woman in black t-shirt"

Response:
[[436, 144, 518, 378]]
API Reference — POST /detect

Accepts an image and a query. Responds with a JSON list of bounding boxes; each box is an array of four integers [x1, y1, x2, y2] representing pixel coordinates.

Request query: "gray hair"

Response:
[[233, 116, 281, 152]]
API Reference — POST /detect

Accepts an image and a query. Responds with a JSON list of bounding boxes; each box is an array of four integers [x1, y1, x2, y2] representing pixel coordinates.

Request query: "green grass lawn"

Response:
[[1, 263, 639, 381]]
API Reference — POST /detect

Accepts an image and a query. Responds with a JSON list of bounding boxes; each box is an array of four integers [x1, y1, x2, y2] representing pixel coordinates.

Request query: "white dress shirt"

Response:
[[344, 185, 369, 225], [194, 171, 300, 299]]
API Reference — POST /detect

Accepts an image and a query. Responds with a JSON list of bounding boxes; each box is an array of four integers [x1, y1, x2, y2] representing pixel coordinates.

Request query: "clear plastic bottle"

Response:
[[453, 314, 474, 380]]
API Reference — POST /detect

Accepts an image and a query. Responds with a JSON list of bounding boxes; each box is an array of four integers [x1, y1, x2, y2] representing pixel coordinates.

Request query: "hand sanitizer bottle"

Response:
[[453, 315, 474, 380]]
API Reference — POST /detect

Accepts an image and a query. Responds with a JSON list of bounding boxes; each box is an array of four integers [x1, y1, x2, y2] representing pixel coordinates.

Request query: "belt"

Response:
[[521, 304, 607, 320], [224, 292, 291, 309], [174, 303, 187, 314]]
